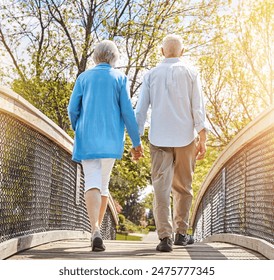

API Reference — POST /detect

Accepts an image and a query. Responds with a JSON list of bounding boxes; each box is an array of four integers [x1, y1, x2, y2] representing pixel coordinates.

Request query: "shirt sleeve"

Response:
[[67, 77, 83, 131], [119, 76, 141, 147], [192, 74, 209, 133], [135, 73, 150, 136]]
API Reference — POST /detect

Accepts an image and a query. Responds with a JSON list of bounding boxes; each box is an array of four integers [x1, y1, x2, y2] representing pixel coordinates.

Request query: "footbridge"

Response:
[[0, 86, 273, 260]]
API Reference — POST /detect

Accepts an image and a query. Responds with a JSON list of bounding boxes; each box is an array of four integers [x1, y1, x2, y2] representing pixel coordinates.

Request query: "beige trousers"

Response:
[[150, 141, 196, 239]]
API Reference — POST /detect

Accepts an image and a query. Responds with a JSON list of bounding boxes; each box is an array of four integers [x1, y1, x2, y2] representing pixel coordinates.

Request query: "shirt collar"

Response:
[[162, 57, 181, 64]]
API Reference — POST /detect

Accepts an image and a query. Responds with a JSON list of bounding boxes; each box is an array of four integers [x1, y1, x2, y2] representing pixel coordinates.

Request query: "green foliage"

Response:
[[142, 192, 153, 210], [12, 78, 74, 134], [147, 226, 156, 232], [118, 214, 126, 225], [192, 146, 221, 202], [117, 215, 147, 234], [116, 233, 142, 241]]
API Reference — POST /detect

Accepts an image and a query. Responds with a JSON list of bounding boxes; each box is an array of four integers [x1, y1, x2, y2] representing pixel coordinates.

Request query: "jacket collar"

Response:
[[95, 63, 112, 68]]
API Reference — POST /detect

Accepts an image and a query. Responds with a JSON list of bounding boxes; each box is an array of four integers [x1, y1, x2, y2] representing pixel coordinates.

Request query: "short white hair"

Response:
[[93, 40, 119, 67], [162, 34, 183, 57]]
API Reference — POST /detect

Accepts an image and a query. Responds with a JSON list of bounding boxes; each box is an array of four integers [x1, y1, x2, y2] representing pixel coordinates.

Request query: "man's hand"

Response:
[[196, 140, 206, 160], [196, 129, 207, 160], [131, 145, 144, 161]]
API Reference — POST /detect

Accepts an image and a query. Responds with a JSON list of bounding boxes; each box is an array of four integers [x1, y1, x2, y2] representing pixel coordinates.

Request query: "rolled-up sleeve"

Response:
[[67, 78, 83, 131], [192, 74, 209, 133], [135, 74, 150, 136]]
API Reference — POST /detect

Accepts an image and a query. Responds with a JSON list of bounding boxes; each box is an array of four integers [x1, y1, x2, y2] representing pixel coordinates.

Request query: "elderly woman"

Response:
[[68, 40, 142, 251]]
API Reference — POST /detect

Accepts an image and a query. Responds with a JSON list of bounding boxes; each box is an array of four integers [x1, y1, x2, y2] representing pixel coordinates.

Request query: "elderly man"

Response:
[[135, 34, 208, 252], [68, 40, 142, 251]]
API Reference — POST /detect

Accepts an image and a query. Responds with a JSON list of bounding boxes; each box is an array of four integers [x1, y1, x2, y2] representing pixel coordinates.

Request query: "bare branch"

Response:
[[0, 26, 26, 81]]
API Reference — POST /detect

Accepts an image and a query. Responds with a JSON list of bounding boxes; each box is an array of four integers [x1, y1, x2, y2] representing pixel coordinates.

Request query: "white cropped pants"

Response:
[[81, 158, 115, 196]]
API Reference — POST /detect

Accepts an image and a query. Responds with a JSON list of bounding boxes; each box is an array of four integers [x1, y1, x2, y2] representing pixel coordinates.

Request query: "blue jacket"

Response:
[[68, 63, 141, 162]]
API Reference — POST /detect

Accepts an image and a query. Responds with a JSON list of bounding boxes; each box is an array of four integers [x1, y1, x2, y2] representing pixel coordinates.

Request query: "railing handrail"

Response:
[[0, 86, 73, 153], [0, 86, 118, 225], [191, 106, 274, 226]]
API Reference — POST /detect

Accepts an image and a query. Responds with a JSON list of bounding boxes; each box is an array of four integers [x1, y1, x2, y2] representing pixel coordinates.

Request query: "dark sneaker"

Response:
[[174, 233, 194, 246], [92, 236, 106, 251], [156, 237, 173, 252], [91, 231, 105, 251]]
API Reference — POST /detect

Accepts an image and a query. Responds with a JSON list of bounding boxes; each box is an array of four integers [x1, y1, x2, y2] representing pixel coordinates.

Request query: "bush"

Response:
[[117, 215, 148, 233], [117, 214, 127, 232], [118, 214, 126, 224], [147, 225, 156, 232]]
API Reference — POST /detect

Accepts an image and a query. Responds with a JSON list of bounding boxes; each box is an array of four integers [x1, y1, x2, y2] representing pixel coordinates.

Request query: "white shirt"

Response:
[[135, 57, 208, 147]]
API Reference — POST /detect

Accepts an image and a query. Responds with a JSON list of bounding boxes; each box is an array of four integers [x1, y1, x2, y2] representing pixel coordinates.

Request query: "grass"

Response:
[[116, 233, 142, 241]]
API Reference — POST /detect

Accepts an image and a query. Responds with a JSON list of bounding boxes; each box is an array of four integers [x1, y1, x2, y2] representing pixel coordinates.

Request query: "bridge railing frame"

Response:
[[0, 86, 118, 259], [191, 106, 274, 259]]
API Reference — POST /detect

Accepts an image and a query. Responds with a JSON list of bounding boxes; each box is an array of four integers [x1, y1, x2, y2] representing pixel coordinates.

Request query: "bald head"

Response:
[[162, 34, 184, 58]]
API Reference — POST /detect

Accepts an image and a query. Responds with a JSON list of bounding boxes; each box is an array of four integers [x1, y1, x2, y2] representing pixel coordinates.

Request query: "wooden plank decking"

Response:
[[7, 232, 266, 260]]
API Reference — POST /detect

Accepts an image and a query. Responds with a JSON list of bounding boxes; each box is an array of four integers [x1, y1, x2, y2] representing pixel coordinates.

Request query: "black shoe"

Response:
[[174, 233, 194, 246], [156, 237, 173, 252], [92, 236, 106, 251]]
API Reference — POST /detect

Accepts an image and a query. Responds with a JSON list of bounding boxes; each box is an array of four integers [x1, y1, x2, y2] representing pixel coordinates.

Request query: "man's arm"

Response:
[[191, 74, 209, 160], [131, 73, 151, 161], [135, 74, 150, 136]]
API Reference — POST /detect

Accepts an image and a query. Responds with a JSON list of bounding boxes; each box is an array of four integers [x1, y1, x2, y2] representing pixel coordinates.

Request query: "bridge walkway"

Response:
[[7, 232, 266, 260]]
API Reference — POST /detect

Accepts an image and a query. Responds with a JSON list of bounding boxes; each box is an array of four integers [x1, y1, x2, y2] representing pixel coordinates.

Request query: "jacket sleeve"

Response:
[[119, 76, 141, 147], [67, 77, 83, 131]]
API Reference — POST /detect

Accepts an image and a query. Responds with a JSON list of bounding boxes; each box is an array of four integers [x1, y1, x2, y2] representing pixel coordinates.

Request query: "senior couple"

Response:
[[68, 34, 208, 252]]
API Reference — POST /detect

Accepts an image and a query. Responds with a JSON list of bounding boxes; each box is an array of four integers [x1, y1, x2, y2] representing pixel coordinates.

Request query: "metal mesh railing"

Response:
[[192, 127, 274, 244], [0, 112, 116, 242]]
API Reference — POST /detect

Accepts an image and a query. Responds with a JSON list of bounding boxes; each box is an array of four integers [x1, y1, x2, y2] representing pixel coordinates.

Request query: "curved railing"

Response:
[[191, 106, 274, 259], [0, 86, 118, 259]]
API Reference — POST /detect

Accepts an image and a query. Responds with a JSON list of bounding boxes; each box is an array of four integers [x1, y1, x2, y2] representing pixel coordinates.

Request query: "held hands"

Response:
[[131, 145, 144, 161]]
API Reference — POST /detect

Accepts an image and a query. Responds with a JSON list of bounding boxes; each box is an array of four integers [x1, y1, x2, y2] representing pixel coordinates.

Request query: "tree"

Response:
[[235, 0, 274, 106], [1, 0, 229, 93], [142, 192, 154, 226], [196, 0, 274, 148], [0, 0, 74, 131]]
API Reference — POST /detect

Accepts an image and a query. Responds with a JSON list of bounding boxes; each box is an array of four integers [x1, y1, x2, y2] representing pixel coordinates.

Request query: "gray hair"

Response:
[[162, 34, 183, 57], [93, 40, 119, 67]]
